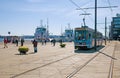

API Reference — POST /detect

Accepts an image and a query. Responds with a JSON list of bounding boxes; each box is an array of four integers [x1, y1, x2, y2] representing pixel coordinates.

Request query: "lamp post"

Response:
[[105, 17, 107, 45]]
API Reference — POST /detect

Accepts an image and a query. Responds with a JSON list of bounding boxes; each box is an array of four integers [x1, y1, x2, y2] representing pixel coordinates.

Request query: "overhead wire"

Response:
[[107, 0, 113, 12], [69, 0, 94, 26], [81, 0, 95, 27], [106, 0, 113, 20], [69, 0, 86, 13]]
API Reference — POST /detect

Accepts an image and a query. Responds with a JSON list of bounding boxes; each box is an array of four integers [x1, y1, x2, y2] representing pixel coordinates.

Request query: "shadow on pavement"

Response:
[[98, 51, 117, 60], [28, 52, 36, 54], [74, 45, 105, 53], [15, 53, 28, 55], [15, 52, 36, 55]]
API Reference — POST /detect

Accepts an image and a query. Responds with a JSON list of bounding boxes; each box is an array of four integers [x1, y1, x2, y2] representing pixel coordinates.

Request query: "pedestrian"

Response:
[[41, 39, 44, 45], [50, 39, 53, 45], [59, 39, 62, 45], [32, 39, 38, 53], [15, 38, 18, 46], [53, 39, 56, 46], [4, 38, 8, 48], [21, 38, 24, 46], [44, 39, 47, 45]]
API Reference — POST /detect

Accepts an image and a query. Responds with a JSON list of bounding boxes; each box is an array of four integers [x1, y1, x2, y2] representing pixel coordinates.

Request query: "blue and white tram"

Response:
[[74, 26, 103, 49]]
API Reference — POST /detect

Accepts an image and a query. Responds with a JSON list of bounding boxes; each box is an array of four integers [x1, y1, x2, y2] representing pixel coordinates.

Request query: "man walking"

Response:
[[21, 38, 24, 46], [53, 39, 56, 46], [32, 39, 38, 53]]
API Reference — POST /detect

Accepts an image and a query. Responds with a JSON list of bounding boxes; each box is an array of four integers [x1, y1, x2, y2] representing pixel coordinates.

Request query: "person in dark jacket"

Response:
[[21, 38, 24, 46], [15, 39, 18, 46], [32, 39, 38, 53], [52, 39, 56, 46]]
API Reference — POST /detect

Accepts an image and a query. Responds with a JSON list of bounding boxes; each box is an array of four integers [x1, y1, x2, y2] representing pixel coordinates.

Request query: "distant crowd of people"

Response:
[[15, 38, 25, 46], [3, 37, 25, 48], [2, 37, 61, 54]]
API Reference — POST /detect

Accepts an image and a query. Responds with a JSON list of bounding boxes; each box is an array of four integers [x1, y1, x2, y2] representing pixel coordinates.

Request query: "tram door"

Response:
[[88, 32, 92, 48]]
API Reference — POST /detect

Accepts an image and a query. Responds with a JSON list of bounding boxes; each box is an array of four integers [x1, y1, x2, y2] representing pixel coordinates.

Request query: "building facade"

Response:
[[110, 13, 120, 40]]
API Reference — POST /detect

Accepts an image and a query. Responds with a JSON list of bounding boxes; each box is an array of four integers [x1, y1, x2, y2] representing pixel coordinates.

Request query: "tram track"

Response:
[[66, 44, 111, 78], [6, 42, 115, 78], [12, 49, 73, 66], [0, 43, 75, 77], [0, 43, 73, 69], [11, 53, 77, 78], [108, 42, 117, 78], [11, 45, 110, 78]]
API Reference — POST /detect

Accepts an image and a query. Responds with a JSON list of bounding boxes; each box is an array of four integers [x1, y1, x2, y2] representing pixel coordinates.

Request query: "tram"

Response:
[[74, 26, 103, 49]]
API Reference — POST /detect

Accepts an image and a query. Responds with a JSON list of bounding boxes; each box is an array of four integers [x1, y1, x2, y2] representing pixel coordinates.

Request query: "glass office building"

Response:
[[110, 14, 120, 40]]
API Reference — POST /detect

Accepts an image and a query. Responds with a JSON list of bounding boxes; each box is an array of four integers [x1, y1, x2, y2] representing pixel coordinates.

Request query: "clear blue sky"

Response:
[[0, 0, 120, 36]]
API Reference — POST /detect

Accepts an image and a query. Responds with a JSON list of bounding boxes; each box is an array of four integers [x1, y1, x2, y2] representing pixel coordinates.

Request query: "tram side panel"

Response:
[[74, 28, 103, 50]]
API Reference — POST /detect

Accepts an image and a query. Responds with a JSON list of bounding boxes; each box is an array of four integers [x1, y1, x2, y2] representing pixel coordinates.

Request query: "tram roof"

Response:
[[75, 27, 102, 34], [75, 27, 93, 31]]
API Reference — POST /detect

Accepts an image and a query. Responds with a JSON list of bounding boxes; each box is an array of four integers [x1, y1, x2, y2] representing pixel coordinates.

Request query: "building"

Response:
[[110, 13, 120, 40]]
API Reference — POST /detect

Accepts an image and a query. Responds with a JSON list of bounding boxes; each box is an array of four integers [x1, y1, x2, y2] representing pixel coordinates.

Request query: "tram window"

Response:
[[78, 34, 82, 40], [86, 34, 88, 39], [89, 34, 91, 39], [78, 34, 85, 40], [75, 31, 85, 40], [92, 33, 95, 38], [68, 35, 69, 37]]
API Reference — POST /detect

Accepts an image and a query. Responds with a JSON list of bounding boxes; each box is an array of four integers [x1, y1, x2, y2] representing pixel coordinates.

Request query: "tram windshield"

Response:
[[75, 30, 87, 40]]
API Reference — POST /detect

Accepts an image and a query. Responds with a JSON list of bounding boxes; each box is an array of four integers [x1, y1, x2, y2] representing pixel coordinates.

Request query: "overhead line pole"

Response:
[[94, 0, 97, 50], [105, 17, 107, 45]]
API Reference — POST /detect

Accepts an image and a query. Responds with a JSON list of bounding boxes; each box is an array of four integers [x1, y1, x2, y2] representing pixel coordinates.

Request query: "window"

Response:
[[113, 22, 120, 25], [75, 30, 86, 40], [113, 18, 120, 21], [89, 33, 91, 39], [114, 25, 120, 28], [113, 31, 117, 34]]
